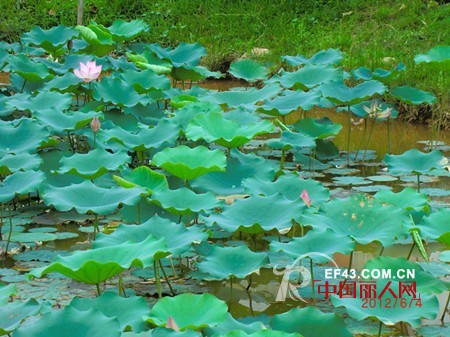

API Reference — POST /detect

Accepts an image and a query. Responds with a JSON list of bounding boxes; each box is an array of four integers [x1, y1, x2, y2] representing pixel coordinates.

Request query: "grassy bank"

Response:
[[1, 0, 449, 125]]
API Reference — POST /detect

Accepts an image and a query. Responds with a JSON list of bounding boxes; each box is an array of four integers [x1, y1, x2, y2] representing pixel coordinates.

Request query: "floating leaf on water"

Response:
[[366, 175, 397, 182], [351, 185, 392, 193], [332, 176, 372, 186], [419, 188, 450, 197]]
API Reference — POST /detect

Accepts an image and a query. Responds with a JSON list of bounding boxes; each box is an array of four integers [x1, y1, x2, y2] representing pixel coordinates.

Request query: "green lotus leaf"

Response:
[[186, 112, 274, 148], [331, 279, 439, 328], [267, 131, 316, 150], [282, 49, 343, 66], [9, 232, 57, 243], [364, 256, 450, 294], [95, 216, 207, 256], [120, 69, 170, 94], [352, 63, 405, 84], [21, 25, 78, 53], [278, 64, 343, 90], [151, 187, 220, 215], [171, 65, 222, 82], [191, 149, 274, 195], [102, 119, 179, 151], [222, 330, 302, 337], [332, 176, 371, 186], [229, 59, 268, 82], [71, 291, 150, 332], [28, 235, 169, 284], [7, 54, 53, 81], [301, 194, 409, 247], [415, 45, 450, 69], [243, 174, 329, 205], [374, 188, 429, 211], [34, 108, 99, 133], [203, 312, 265, 336], [0, 118, 49, 156], [195, 245, 268, 280], [42, 180, 143, 215], [152, 145, 226, 180], [206, 194, 303, 234], [14, 306, 121, 337], [0, 283, 18, 305], [6, 91, 72, 113], [0, 153, 42, 175], [271, 306, 352, 337], [170, 101, 222, 130], [42, 72, 82, 92], [150, 42, 206, 68], [144, 293, 228, 330], [320, 80, 387, 106], [113, 166, 168, 194], [76, 24, 115, 56], [0, 170, 45, 203], [170, 94, 198, 109], [108, 19, 150, 42], [292, 117, 342, 139], [439, 251, 450, 263], [390, 86, 437, 105], [126, 51, 173, 74], [58, 148, 131, 180], [93, 77, 149, 107], [258, 89, 322, 116], [0, 299, 40, 336], [271, 228, 355, 263], [417, 209, 450, 244], [204, 84, 281, 107], [384, 149, 445, 175]]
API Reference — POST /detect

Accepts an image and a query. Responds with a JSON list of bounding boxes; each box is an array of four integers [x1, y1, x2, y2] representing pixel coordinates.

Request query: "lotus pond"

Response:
[[0, 21, 449, 337]]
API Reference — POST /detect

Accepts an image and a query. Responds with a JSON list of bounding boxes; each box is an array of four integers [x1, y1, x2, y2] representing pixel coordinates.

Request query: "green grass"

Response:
[[1, 0, 449, 125]]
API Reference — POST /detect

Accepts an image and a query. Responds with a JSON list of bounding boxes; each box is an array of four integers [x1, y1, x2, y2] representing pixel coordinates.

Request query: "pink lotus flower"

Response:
[[90, 116, 101, 133], [300, 189, 312, 207], [166, 316, 179, 331], [74, 60, 102, 82]]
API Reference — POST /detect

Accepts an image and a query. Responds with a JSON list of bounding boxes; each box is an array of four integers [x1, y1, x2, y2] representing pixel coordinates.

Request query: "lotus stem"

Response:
[[159, 260, 175, 296], [416, 174, 421, 193], [95, 283, 101, 296], [154, 261, 162, 298], [440, 291, 450, 322], [362, 117, 376, 162], [0, 202, 3, 241], [20, 79, 26, 93], [347, 251, 354, 273], [406, 242, 415, 260], [67, 131, 75, 152], [246, 274, 252, 291], [310, 258, 316, 304], [93, 214, 99, 241], [279, 149, 285, 172], [346, 105, 351, 165], [118, 273, 127, 297], [377, 321, 382, 337], [4, 206, 13, 257], [379, 246, 384, 257], [229, 276, 233, 299], [169, 257, 177, 277], [93, 132, 96, 149], [387, 117, 392, 154], [275, 118, 290, 132]]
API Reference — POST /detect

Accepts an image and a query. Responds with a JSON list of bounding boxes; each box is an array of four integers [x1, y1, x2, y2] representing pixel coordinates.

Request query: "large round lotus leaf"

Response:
[[282, 49, 343, 66], [415, 45, 450, 71], [206, 194, 303, 234], [243, 174, 329, 205], [204, 84, 281, 108], [384, 149, 445, 175], [320, 80, 386, 106], [151, 187, 220, 215], [0, 153, 42, 175], [113, 166, 168, 194], [7, 54, 53, 81], [0, 299, 40, 335], [95, 216, 207, 256], [34, 108, 99, 133], [93, 77, 149, 107], [228, 59, 268, 82], [191, 150, 274, 195], [390, 85, 437, 105], [120, 69, 170, 94], [223, 330, 302, 337], [21, 25, 78, 53], [144, 293, 228, 330], [7, 91, 72, 113], [0, 170, 45, 203], [71, 291, 150, 332], [28, 235, 169, 284], [58, 148, 131, 180], [108, 19, 150, 42], [267, 131, 316, 150], [75, 24, 115, 57], [14, 306, 121, 337], [195, 245, 269, 280], [364, 256, 449, 294], [352, 63, 405, 84], [171, 64, 222, 82], [186, 112, 274, 148], [101, 119, 179, 151], [42, 180, 144, 215], [270, 228, 355, 263], [42, 72, 83, 92], [374, 188, 429, 211], [278, 64, 343, 90], [152, 146, 226, 181], [331, 279, 439, 328], [258, 89, 321, 116], [271, 306, 352, 337], [150, 42, 206, 68], [301, 194, 409, 247], [292, 117, 342, 139], [0, 118, 49, 155], [417, 209, 450, 244]]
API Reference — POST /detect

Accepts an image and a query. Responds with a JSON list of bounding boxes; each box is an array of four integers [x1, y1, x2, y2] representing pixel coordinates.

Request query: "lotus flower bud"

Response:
[[300, 189, 312, 207], [90, 116, 101, 133]]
